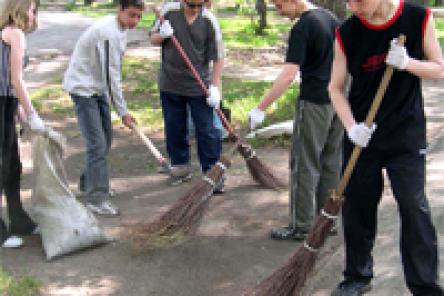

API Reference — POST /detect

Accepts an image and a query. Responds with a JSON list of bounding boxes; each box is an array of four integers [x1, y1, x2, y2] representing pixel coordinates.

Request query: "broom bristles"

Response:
[[244, 197, 343, 296], [237, 144, 286, 190], [127, 157, 230, 250]]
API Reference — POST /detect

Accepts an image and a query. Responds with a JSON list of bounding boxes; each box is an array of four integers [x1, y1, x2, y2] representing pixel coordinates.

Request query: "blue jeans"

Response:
[[187, 107, 226, 138], [160, 91, 221, 172], [71, 94, 112, 203]]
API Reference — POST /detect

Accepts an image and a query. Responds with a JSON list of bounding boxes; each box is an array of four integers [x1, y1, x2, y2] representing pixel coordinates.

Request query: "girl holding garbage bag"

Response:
[[0, 0, 46, 248]]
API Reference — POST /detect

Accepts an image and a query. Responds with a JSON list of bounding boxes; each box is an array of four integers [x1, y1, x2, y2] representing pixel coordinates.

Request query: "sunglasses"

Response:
[[184, 0, 204, 8]]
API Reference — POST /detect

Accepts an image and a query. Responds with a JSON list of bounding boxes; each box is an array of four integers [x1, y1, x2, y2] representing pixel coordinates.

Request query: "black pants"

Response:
[[0, 96, 35, 243], [342, 143, 443, 295]]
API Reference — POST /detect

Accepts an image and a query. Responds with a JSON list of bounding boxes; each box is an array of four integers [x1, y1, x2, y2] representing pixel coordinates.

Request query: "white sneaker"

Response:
[[2, 236, 24, 248], [86, 200, 120, 217]]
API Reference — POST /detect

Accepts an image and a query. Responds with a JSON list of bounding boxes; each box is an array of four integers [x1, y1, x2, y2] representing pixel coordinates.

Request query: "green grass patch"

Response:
[[0, 269, 40, 296]]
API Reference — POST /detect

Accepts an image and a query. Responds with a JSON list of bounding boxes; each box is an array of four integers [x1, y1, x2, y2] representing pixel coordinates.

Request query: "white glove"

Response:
[[248, 107, 265, 130], [206, 85, 220, 108], [385, 38, 410, 70], [26, 111, 45, 132], [159, 20, 174, 39], [347, 122, 376, 148]]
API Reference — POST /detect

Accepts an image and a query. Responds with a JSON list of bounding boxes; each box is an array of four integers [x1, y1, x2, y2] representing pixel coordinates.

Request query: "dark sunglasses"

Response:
[[184, 0, 204, 8]]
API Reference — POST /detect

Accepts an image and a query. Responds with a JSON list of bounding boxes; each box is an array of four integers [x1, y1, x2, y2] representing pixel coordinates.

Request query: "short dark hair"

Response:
[[119, 0, 145, 10]]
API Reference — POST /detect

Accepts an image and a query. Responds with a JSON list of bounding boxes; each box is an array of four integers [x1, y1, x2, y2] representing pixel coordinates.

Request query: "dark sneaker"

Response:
[[270, 226, 308, 241], [86, 200, 120, 217], [213, 176, 225, 194], [331, 279, 371, 296]]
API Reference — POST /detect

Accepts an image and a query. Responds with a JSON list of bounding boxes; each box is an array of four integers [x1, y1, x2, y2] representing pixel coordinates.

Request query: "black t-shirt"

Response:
[[286, 8, 339, 104], [337, 0, 429, 151]]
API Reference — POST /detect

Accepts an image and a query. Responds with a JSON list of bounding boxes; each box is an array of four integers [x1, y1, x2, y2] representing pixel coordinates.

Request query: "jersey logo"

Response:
[[362, 53, 387, 71]]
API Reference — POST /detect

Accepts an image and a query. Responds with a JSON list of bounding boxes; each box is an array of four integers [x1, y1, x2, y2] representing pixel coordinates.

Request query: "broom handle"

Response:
[[153, 8, 236, 137], [335, 35, 406, 198], [132, 123, 167, 164]]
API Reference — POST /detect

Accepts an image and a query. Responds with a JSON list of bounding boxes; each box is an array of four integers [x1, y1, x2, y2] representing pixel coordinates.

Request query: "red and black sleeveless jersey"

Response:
[[337, 0, 430, 150]]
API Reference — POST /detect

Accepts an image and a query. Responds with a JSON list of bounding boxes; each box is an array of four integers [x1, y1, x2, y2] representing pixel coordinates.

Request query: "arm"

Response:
[[4, 28, 34, 116], [257, 63, 299, 111], [405, 13, 444, 79], [211, 58, 224, 88], [100, 38, 134, 128], [328, 40, 356, 130]]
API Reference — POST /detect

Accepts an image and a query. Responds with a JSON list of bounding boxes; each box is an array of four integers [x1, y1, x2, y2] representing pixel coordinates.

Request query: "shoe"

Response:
[[86, 200, 120, 217], [2, 236, 24, 248], [331, 279, 372, 296], [270, 226, 308, 241], [213, 176, 225, 194], [168, 164, 192, 186]]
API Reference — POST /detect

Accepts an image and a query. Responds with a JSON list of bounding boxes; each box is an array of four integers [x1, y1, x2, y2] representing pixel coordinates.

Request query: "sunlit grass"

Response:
[[0, 269, 40, 296]]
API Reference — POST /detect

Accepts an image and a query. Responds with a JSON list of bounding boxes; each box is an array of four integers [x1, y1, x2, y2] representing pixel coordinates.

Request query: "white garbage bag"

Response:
[[31, 128, 108, 260], [246, 120, 294, 139]]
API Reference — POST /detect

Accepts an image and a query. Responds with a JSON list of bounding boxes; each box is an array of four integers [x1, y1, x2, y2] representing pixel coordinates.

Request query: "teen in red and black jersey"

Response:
[[328, 0, 444, 295]]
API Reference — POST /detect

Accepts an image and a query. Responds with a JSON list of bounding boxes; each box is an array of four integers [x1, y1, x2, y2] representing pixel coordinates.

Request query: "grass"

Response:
[[0, 269, 40, 296], [30, 57, 297, 134]]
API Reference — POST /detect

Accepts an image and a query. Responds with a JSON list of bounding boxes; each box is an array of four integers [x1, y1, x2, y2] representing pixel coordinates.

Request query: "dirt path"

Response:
[[1, 10, 443, 296]]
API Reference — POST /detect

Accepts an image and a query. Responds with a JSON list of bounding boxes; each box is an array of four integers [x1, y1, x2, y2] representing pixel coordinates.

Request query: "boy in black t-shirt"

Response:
[[248, 0, 343, 241], [328, 0, 444, 295]]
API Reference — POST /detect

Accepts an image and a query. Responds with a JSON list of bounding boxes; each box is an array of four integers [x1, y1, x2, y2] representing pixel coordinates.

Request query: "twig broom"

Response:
[[243, 35, 405, 296], [128, 138, 241, 250], [153, 8, 285, 190]]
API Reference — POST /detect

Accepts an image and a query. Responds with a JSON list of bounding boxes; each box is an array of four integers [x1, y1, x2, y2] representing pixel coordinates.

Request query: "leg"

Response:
[[71, 94, 109, 203], [189, 96, 221, 172], [160, 91, 190, 166], [2, 98, 35, 234], [316, 112, 343, 214], [342, 146, 383, 282], [386, 152, 443, 295]]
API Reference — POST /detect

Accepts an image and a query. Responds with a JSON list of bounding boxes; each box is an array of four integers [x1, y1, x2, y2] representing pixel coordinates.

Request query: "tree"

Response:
[[84, 0, 94, 5], [255, 0, 267, 35]]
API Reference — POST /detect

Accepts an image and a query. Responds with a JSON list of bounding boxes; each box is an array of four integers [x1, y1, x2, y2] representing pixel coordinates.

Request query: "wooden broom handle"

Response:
[[335, 34, 406, 198], [132, 123, 167, 163], [152, 8, 235, 137]]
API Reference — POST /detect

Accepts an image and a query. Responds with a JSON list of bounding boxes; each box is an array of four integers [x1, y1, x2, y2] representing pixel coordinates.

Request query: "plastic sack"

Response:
[[246, 120, 294, 139], [31, 128, 108, 260]]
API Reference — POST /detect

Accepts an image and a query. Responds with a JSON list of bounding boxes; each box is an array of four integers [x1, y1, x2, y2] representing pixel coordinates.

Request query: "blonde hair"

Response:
[[0, 0, 38, 33]]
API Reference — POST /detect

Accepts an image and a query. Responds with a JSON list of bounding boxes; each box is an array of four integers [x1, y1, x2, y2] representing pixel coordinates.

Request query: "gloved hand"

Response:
[[26, 111, 45, 132], [206, 85, 220, 108], [159, 20, 174, 39], [385, 38, 410, 70], [346, 122, 376, 148], [248, 107, 265, 130]]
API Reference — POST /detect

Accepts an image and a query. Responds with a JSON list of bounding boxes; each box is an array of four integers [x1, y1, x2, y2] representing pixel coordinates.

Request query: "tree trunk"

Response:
[[255, 0, 267, 35], [312, 0, 347, 20]]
